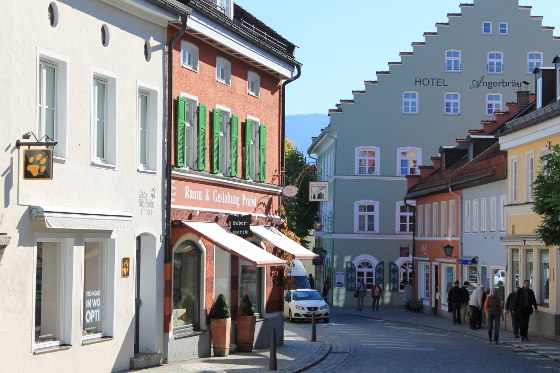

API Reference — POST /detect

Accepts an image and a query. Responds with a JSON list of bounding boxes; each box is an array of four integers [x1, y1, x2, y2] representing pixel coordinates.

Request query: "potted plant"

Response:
[[236, 295, 256, 352], [210, 293, 232, 356]]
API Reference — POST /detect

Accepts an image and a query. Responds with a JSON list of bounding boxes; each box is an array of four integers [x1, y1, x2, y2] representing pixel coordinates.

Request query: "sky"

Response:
[[235, 0, 560, 116]]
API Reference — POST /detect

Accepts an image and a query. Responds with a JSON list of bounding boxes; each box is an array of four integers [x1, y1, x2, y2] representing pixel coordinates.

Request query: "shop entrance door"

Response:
[[134, 236, 141, 353]]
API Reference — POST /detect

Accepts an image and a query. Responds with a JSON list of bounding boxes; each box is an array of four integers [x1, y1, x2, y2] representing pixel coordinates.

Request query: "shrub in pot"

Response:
[[236, 295, 256, 352], [210, 293, 232, 356]]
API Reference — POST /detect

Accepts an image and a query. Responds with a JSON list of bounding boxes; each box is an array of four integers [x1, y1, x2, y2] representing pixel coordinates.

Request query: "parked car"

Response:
[[284, 289, 329, 323]]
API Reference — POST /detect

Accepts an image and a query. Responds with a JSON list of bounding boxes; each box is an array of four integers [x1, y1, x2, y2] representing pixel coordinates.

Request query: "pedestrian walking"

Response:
[[308, 274, 315, 289], [371, 283, 383, 311], [469, 284, 486, 330], [448, 280, 462, 325], [460, 281, 470, 324], [480, 287, 490, 328], [322, 278, 330, 303], [505, 286, 520, 338], [513, 280, 538, 341], [484, 288, 503, 344], [356, 278, 367, 311]]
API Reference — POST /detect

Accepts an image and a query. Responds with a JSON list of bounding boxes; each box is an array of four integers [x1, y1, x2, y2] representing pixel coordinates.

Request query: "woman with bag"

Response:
[[356, 278, 367, 311]]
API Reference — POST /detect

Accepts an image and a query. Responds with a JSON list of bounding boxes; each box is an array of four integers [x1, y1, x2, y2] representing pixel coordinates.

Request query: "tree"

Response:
[[532, 144, 560, 246], [282, 138, 318, 248]]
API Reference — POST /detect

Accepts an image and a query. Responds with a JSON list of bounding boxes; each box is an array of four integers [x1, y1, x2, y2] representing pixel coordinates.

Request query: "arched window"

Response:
[[357, 260, 374, 290], [173, 240, 202, 332], [399, 261, 413, 291]]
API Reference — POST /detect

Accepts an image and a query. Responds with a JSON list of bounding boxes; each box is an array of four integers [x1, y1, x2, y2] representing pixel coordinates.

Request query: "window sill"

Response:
[[402, 112, 419, 115], [82, 336, 113, 345], [248, 91, 260, 98], [53, 156, 68, 164], [181, 64, 199, 73], [137, 167, 157, 175], [173, 329, 207, 340], [444, 113, 460, 115], [444, 70, 461, 73], [33, 344, 72, 355], [486, 72, 504, 75], [216, 79, 231, 87], [91, 161, 117, 170]]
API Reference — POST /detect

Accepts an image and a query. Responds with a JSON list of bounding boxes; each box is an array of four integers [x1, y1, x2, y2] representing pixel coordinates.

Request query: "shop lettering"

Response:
[[242, 195, 256, 207], [84, 290, 102, 324], [184, 186, 203, 201], [183, 185, 258, 209], [414, 77, 448, 87], [213, 190, 241, 207], [469, 75, 523, 90]]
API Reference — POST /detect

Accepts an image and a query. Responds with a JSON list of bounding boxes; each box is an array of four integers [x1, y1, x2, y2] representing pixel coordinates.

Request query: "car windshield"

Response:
[[292, 290, 323, 301]]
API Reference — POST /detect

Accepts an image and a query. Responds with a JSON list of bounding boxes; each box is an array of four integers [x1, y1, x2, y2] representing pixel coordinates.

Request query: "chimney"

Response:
[[516, 90, 530, 110]]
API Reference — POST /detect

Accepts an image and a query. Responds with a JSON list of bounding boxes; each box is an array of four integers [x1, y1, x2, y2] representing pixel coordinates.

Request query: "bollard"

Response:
[[269, 328, 277, 371], [311, 312, 317, 342]]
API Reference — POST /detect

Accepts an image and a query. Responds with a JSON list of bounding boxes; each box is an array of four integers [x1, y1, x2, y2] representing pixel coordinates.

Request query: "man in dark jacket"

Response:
[[513, 280, 538, 341], [460, 281, 470, 324], [448, 280, 462, 325], [505, 286, 520, 338]]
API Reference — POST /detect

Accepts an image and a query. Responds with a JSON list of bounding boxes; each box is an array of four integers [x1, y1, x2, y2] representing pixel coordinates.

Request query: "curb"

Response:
[[281, 334, 333, 373], [344, 313, 560, 363]]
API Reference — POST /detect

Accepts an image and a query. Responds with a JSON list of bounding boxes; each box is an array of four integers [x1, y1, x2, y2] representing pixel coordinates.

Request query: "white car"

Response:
[[284, 289, 330, 323]]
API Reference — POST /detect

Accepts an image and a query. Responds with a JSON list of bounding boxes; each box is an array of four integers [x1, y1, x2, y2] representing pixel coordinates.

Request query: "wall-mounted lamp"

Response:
[[443, 243, 455, 257]]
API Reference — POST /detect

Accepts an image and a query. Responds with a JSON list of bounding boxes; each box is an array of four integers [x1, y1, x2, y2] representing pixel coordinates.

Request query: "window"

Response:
[[526, 151, 535, 201], [422, 263, 430, 299], [480, 198, 487, 232], [472, 199, 479, 232], [487, 52, 503, 74], [37, 51, 68, 159], [173, 241, 202, 331], [240, 259, 262, 315], [216, 57, 231, 85], [181, 41, 199, 72], [510, 157, 519, 203], [244, 117, 265, 181], [441, 201, 448, 237], [525, 250, 534, 288], [467, 265, 479, 288], [181, 95, 199, 170], [83, 241, 114, 340], [34, 240, 72, 349], [216, 106, 232, 176], [355, 146, 380, 175], [482, 21, 492, 34], [445, 50, 461, 72], [247, 71, 260, 97], [444, 92, 460, 114], [527, 52, 543, 74], [92, 71, 117, 166], [499, 22, 508, 35], [399, 261, 413, 291], [486, 93, 502, 115], [216, 0, 232, 17], [396, 201, 414, 233], [354, 200, 379, 233], [511, 249, 520, 288], [417, 205, 424, 237], [489, 197, 497, 232], [499, 195, 506, 231], [402, 91, 418, 114], [424, 203, 431, 237], [432, 202, 438, 237], [442, 265, 456, 306], [356, 261, 374, 290], [397, 147, 420, 175], [464, 201, 471, 233], [137, 87, 158, 171], [450, 200, 456, 236], [540, 249, 550, 306], [249, 119, 261, 180]]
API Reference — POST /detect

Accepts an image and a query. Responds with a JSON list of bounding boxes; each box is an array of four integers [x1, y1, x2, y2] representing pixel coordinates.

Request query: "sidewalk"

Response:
[[337, 306, 560, 362]]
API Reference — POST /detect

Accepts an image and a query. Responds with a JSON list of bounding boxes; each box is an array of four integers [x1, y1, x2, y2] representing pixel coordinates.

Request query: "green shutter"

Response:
[[197, 104, 206, 171], [212, 109, 221, 174], [389, 262, 398, 292], [244, 119, 252, 179], [230, 115, 238, 177], [259, 124, 266, 182], [175, 97, 186, 167], [375, 262, 385, 288], [346, 261, 356, 291]]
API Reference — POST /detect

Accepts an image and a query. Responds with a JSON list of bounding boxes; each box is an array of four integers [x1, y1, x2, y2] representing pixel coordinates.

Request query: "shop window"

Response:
[[356, 261, 374, 290], [422, 263, 430, 299], [442, 265, 455, 305], [240, 259, 262, 316], [540, 249, 550, 307], [525, 249, 534, 288], [173, 241, 201, 332], [467, 265, 478, 291], [511, 249, 520, 289], [399, 261, 413, 291]]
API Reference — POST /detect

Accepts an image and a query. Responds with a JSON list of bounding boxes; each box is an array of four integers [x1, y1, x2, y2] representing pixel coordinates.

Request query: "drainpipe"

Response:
[[165, 15, 188, 264], [280, 64, 302, 190]]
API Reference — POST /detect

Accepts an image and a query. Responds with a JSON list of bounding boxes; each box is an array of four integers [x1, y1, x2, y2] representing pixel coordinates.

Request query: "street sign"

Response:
[[23, 149, 53, 180]]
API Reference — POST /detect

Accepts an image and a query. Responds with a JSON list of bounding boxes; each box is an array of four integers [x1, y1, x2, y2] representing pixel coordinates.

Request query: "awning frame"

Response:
[[29, 205, 132, 231], [249, 225, 319, 260]]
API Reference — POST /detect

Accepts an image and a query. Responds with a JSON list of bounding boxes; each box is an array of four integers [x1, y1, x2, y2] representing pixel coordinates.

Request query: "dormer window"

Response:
[[216, 0, 232, 18]]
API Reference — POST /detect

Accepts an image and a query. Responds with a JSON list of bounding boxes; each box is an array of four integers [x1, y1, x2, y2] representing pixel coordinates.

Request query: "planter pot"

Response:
[[211, 318, 231, 357], [236, 315, 256, 352]]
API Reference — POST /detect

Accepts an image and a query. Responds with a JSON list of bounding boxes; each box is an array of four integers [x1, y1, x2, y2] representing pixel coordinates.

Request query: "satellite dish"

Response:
[[282, 185, 298, 197]]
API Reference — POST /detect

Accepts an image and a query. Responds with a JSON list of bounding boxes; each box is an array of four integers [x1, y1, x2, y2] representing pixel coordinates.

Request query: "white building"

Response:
[[0, 0, 188, 371]]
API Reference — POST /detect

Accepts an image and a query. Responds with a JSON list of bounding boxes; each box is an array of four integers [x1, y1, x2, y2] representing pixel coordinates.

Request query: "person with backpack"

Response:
[[484, 288, 503, 344], [447, 280, 462, 325]]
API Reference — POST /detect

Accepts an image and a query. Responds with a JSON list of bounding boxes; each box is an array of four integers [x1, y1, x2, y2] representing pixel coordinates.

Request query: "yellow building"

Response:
[[498, 67, 560, 338]]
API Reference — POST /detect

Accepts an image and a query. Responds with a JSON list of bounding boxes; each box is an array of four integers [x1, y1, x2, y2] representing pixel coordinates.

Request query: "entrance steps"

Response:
[[130, 353, 161, 370]]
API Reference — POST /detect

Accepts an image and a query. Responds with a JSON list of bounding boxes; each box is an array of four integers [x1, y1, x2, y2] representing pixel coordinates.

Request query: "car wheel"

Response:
[[289, 310, 294, 323], [324, 318, 330, 323]]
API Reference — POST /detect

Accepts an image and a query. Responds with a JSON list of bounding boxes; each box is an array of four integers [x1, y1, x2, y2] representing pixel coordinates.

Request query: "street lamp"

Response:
[[443, 243, 455, 257]]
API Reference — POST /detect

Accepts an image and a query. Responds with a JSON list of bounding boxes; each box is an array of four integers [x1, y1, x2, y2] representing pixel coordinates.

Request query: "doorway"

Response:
[[134, 234, 158, 354]]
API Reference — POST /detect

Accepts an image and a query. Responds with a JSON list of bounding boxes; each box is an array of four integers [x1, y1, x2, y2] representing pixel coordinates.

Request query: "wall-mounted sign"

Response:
[[400, 246, 410, 257], [282, 185, 298, 197], [309, 182, 328, 202], [227, 214, 252, 237], [23, 149, 53, 180], [121, 257, 130, 278]]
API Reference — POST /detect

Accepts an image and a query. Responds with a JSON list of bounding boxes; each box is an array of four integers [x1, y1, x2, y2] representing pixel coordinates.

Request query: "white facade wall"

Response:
[[0, 0, 177, 371]]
